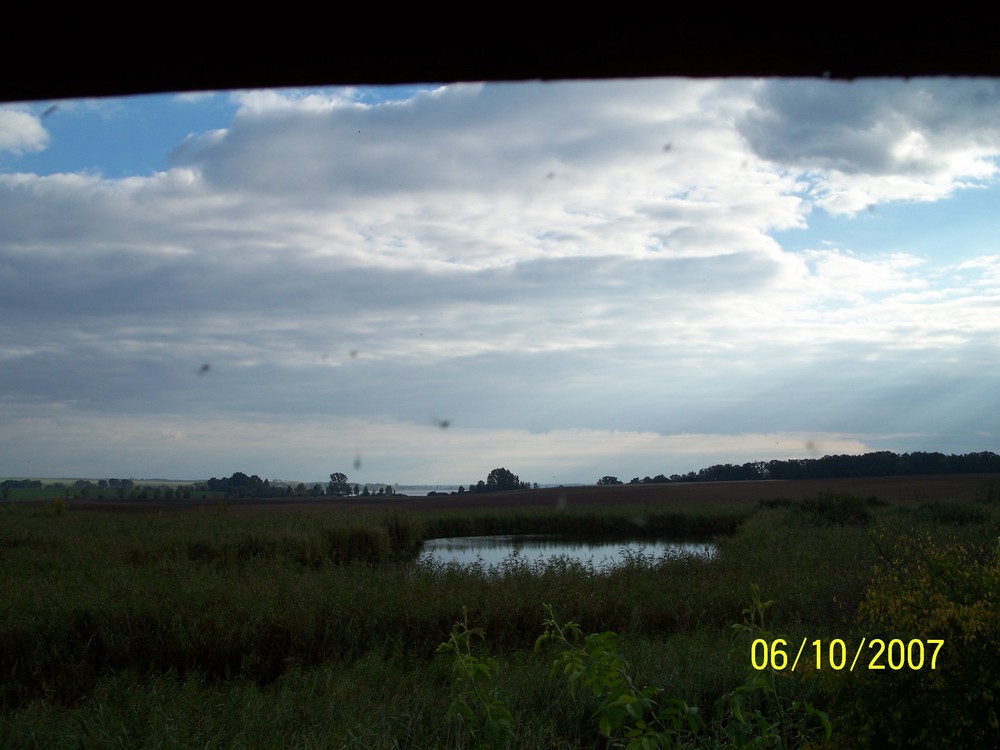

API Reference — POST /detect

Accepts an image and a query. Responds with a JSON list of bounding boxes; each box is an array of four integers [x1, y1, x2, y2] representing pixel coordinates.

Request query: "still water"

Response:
[[418, 534, 717, 571]]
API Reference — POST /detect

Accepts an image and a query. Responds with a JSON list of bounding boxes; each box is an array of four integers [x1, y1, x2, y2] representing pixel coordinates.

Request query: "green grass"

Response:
[[0, 491, 996, 748], [0, 486, 65, 501]]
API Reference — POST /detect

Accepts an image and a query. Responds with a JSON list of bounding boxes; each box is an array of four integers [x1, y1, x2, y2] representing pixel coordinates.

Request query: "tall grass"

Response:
[[1, 492, 995, 748]]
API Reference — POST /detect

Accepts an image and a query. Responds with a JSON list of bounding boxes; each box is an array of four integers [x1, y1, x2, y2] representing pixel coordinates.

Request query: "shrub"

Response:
[[795, 492, 872, 526], [915, 501, 990, 526], [758, 497, 795, 510], [841, 531, 1000, 748]]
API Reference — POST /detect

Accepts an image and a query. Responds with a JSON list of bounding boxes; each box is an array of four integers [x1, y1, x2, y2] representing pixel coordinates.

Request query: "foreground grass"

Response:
[[1, 488, 997, 748]]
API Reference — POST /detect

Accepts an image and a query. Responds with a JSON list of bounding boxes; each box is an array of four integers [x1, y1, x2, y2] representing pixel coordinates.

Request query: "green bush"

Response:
[[915, 501, 990, 526], [795, 492, 872, 526], [840, 532, 1000, 748], [758, 498, 795, 510]]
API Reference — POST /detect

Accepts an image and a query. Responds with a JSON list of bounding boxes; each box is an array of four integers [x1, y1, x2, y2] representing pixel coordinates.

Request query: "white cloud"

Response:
[[230, 88, 370, 113], [956, 254, 1000, 286], [0, 398, 879, 482], [2, 79, 1000, 479], [740, 78, 1000, 215], [0, 108, 48, 155], [173, 91, 221, 104]]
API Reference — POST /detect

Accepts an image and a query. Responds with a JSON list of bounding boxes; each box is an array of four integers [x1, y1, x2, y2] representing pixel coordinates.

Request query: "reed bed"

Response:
[[1, 489, 996, 748]]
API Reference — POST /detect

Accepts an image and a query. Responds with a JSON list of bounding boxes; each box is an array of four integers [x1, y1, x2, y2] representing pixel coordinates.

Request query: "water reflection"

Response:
[[419, 534, 717, 570]]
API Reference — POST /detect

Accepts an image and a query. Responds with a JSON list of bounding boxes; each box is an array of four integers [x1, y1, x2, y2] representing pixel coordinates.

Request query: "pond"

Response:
[[418, 534, 717, 571]]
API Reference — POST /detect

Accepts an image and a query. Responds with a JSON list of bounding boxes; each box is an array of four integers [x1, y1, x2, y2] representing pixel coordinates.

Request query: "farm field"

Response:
[[14, 472, 1000, 513], [1, 476, 997, 749]]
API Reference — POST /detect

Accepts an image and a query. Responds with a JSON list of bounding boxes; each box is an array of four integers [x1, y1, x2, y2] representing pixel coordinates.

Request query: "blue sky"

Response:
[[0, 93, 237, 177], [1, 79, 999, 484]]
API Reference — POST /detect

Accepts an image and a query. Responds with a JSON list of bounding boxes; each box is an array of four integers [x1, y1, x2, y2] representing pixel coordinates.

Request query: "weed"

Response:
[[721, 584, 832, 749], [437, 609, 515, 749], [536, 604, 703, 748]]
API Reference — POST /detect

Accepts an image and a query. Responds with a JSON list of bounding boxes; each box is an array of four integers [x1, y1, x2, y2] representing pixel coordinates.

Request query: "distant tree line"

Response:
[[2, 473, 384, 502], [194, 472, 394, 500], [8, 450, 996, 504], [0, 478, 172, 501], [1, 479, 43, 501], [618, 451, 1000, 485], [198, 472, 273, 498], [455, 467, 532, 495], [1, 479, 43, 489]]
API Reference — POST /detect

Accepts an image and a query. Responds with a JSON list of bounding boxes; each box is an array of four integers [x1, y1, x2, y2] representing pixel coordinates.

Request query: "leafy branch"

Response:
[[437, 608, 515, 749]]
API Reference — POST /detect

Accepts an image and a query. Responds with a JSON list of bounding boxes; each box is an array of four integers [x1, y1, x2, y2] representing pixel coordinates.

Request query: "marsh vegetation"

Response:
[[0, 478, 997, 748]]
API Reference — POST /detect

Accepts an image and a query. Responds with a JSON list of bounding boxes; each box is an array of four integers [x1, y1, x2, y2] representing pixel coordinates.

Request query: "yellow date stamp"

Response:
[[751, 638, 944, 672]]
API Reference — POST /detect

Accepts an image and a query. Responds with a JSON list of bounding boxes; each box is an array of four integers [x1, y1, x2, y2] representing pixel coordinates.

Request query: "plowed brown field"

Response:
[[59, 473, 1000, 513]]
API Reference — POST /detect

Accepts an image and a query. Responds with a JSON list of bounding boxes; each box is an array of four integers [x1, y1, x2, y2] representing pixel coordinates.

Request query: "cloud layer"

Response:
[[2, 78, 999, 482]]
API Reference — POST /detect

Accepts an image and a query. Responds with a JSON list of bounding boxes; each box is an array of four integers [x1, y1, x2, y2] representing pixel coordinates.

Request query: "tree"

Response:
[[327, 472, 350, 496], [484, 467, 529, 492], [597, 475, 623, 485]]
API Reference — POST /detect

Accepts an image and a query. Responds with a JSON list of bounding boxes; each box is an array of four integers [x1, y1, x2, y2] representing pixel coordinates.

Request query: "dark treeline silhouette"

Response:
[[1, 479, 43, 489], [199, 472, 273, 498], [196, 472, 392, 499], [1, 479, 43, 501], [8, 452, 998, 504], [459, 467, 531, 495], [627, 451, 1000, 485]]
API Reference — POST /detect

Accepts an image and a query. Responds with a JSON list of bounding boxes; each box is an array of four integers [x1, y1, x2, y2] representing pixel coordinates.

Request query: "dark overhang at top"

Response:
[[2, 12, 994, 103]]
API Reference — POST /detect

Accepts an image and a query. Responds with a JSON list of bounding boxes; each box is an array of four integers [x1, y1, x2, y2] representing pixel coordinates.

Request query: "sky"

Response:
[[1, 78, 999, 485]]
